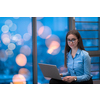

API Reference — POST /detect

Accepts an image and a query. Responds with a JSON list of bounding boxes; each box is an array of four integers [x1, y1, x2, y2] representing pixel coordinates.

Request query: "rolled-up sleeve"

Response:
[[76, 52, 91, 82]]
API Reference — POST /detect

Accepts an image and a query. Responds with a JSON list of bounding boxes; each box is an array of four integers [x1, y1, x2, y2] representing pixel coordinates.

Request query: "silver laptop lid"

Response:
[[38, 63, 62, 80]]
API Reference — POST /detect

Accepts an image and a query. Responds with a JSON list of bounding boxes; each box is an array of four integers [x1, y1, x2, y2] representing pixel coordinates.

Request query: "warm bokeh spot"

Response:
[[47, 41, 60, 55], [12, 74, 26, 84], [18, 68, 30, 80], [16, 54, 27, 66]]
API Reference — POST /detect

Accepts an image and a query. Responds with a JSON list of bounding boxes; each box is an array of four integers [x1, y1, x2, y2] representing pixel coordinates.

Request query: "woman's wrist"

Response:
[[73, 76, 77, 81]]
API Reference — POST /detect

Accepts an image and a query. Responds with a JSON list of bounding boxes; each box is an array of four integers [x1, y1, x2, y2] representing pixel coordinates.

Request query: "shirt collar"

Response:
[[69, 48, 81, 55], [76, 48, 81, 55]]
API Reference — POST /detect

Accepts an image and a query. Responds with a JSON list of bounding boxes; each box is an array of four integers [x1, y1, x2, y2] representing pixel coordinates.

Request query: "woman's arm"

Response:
[[76, 52, 91, 82]]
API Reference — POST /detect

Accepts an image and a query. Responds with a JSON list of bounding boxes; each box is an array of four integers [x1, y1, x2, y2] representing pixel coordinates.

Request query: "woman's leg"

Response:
[[49, 78, 69, 84], [49, 78, 93, 84]]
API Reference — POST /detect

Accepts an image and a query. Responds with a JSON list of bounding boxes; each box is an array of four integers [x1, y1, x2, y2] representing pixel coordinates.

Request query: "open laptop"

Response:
[[38, 63, 62, 80]]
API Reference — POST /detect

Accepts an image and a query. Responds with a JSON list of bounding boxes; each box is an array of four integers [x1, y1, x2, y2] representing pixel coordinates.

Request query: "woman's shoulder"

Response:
[[81, 50, 90, 58]]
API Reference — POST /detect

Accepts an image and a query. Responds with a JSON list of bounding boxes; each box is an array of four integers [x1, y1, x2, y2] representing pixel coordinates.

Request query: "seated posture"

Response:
[[49, 30, 93, 84]]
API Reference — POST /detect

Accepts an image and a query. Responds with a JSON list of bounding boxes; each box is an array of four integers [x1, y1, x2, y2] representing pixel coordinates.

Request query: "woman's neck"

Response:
[[71, 47, 78, 55]]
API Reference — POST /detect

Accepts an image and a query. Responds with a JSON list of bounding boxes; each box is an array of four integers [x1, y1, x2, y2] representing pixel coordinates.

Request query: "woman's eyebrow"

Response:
[[67, 38, 76, 40]]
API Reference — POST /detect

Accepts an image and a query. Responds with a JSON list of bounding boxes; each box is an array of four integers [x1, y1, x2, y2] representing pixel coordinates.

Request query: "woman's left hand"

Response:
[[62, 76, 75, 83]]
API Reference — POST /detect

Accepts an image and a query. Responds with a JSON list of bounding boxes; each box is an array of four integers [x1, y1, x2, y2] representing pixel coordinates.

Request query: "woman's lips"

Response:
[[70, 45, 74, 47]]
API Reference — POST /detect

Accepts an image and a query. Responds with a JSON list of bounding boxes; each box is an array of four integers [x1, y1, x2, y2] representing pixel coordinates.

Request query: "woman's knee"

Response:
[[49, 78, 58, 84]]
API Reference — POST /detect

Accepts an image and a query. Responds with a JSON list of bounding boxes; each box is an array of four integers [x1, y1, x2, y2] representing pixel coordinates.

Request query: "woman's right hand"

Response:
[[59, 73, 63, 77]]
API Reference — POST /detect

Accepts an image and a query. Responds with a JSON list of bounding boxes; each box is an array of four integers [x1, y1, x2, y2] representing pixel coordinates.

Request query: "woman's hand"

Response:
[[59, 73, 63, 77], [62, 76, 76, 83]]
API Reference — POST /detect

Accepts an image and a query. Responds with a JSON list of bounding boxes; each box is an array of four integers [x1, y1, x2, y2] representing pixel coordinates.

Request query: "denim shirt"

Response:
[[63, 48, 92, 82]]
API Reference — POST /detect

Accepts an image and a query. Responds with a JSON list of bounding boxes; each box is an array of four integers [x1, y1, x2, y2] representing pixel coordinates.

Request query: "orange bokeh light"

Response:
[[38, 26, 44, 36], [38, 26, 52, 39], [47, 48, 54, 54], [47, 41, 60, 54], [16, 54, 27, 66], [48, 41, 60, 49], [12, 74, 26, 84], [19, 68, 29, 75], [18, 68, 30, 79], [46, 34, 51, 39]]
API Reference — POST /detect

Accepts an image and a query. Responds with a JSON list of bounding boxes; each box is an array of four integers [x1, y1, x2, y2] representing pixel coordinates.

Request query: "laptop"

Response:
[[38, 63, 62, 80]]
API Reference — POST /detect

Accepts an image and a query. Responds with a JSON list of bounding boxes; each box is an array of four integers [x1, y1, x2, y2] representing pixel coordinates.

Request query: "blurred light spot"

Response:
[[9, 23, 17, 31], [38, 26, 44, 36], [0, 49, 8, 61], [20, 45, 31, 56], [13, 17, 19, 19], [18, 68, 30, 80], [12, 74, 26, 84], [47, 41, 60, 54], [38, 26, 52, 39], [46, 34, 51, 39], [12, 34, 21, 42], [27, 22, 32, 36], [5, 49, 14, 56], [2, 37, 10, 45], [47, 46, 61, 55], [8, 43, 16, 50], [37, 21, 43, 34], [23, 33, 31, 41], [1, 33, 11, 45], [16, 54, 27, 66], [17, 39, 24, 45], [1, 25, 9, 33], [60, 67, 65, 72], [46, 35, 61, 55], [48, 41, 60, 49], [1, 32, 11, 39], [45, 35, 60, 48], [5, 20, 13, 27], [58, 65, 67, 73], [47, 48, 53, 54], [37, 17, 43, 20]]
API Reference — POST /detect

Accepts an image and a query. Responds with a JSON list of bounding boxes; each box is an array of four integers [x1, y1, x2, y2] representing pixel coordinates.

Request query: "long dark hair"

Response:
[[64, 29, 85, 68]]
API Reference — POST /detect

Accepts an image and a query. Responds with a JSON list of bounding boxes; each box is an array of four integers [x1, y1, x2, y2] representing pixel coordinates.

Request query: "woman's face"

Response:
[[67, 34, 79, 49]]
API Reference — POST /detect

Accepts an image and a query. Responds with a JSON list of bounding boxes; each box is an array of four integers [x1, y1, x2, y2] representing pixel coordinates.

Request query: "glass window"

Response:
[[91, 64, 99, 71], [75, 17, 100, 80], [83, 39, 98, 47], [79, 31, 98, 38], [91, 72, 99, 80], [37, 17, 68, 84], [75, 17, 98, 21], [0, 17, 33, 84], [75, 23, 98, 30], [85, 47, 98, 51], [91, 57, 100, 63]]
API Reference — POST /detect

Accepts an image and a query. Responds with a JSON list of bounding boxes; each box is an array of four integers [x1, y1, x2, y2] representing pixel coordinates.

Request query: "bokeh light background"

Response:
[[0, 17, 32, 84]]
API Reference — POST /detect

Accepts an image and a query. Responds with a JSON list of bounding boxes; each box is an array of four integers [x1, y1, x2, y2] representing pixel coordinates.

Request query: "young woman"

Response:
[[49, 30, 93, 84]]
